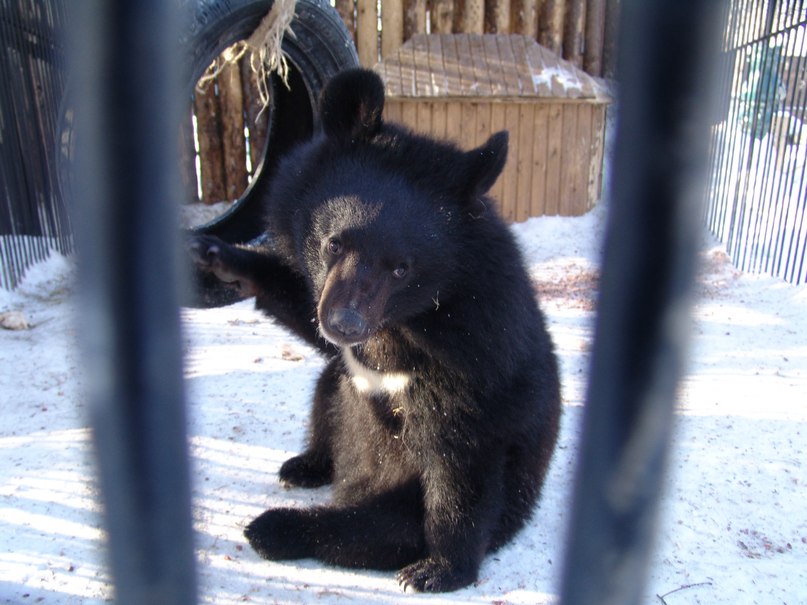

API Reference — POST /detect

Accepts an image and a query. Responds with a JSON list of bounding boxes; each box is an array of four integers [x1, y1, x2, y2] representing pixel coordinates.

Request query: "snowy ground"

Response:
[[1, 203, 805, 605]]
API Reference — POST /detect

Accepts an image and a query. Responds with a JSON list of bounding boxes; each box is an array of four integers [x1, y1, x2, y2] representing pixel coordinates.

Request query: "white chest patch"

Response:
[[342, 347, 411, 396]]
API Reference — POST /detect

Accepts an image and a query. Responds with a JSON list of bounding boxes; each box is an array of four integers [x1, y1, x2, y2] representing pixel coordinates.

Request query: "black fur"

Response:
[[190, 68, 561, 593]]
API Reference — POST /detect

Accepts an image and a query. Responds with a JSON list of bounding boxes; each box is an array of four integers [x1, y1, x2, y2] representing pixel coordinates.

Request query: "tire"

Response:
[[184, 0, 359, 245], [181, 0, 358, 307]]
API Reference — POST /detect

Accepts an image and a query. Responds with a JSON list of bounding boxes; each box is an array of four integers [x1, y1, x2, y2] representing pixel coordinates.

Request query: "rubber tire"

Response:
[[182, 0, 358, 307], [184, 0, 359, 244]]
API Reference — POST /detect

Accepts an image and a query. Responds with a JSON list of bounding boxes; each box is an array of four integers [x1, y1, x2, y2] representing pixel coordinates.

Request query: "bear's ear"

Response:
[[319, 68, 385, 142], [463, 131, 508, 197]]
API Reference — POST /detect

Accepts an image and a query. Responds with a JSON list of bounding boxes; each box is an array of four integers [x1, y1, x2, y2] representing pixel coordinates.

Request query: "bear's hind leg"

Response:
[[245, 480, 425, 570]]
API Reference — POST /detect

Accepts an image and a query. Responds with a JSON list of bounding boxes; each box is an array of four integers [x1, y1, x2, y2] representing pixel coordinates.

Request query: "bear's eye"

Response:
[[327, 239, 343, 255], [392, 263, 409, 279]]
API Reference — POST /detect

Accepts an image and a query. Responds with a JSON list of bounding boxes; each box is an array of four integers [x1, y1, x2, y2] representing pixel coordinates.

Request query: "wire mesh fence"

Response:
[[0, 0, 71, 290], [705, 0, 807, 284]]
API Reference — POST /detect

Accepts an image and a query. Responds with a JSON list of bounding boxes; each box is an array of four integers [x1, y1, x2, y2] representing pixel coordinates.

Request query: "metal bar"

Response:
[[69, 2, 197, 603], [558, 2, 723, 604]]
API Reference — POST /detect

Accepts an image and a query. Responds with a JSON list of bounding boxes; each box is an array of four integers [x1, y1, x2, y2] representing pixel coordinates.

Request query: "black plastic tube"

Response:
[[69, 2, 197, 603], [559, 2, 724, 604]]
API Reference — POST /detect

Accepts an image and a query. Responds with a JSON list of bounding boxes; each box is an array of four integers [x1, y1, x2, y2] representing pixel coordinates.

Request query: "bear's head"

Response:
[[280, 69, 509, 347]]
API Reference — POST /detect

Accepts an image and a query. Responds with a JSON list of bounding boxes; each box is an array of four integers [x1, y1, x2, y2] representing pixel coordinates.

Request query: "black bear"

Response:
[[190, 68, 561, 593]]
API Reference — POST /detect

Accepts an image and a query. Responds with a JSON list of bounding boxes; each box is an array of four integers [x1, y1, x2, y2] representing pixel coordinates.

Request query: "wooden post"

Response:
[[584, 0, 606, 76], [455, 0, 484, 34], [602, 0, 620, 78], [512, 0, 539, 38], [381, 1, 404, 58], [193, 77, 226, 205], [357, 0, 379, 66], [404, 0, 427, 40], [241, 50, 268, 176], [431, 0, 454, 33], [486, 0, 511, 33], [538, 0, 565, 55], [564, 0, 587, 67], [334, 0, 356, 43], [178, 107, 198, 204], [218, 57, 248, 201]]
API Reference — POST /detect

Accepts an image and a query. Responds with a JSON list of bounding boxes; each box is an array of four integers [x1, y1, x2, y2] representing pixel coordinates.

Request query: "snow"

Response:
[[1, 202, 806, 605]]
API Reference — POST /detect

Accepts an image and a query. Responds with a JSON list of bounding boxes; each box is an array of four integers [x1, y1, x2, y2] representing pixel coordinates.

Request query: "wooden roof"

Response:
[[376, 33, 610, 102]]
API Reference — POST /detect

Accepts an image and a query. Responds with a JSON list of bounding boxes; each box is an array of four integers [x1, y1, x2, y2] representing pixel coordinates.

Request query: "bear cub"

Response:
[[190, 68, 561, 593]]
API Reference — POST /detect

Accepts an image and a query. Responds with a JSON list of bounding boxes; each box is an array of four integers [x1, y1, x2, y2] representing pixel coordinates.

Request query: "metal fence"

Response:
[[0, 0, 71, 290], [705, 0, 807, 284]]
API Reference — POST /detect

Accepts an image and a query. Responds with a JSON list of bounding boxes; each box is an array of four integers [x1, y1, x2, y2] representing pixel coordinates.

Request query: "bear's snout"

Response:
[[326, 307, 369, 344]]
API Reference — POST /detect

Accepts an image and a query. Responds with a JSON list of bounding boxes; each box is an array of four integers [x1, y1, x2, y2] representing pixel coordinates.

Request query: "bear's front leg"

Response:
[[188, 235, 262, 298], [397, 451, 504, 593]]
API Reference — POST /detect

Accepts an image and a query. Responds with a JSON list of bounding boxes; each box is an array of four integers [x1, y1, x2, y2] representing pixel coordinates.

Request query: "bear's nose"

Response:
[[327, 308, 368, 341]]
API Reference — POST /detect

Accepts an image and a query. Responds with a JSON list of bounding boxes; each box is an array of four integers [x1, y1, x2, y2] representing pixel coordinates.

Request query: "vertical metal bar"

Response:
[[69, 2, 197, 604], [558, 2, 723, 604]]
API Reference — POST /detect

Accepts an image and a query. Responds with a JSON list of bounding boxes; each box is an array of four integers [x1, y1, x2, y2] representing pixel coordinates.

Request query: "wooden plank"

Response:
[[483, 35, 507, 96], [193, 77, 226, 205], [530, 103, 550, 216], [357, 0, 378, 67], [573, 103, 593, 214], [401, 100, 418, 134], [485, 0, 511, 34], [494, 34, 521, 96], [460, 101, 478, 151], [514, 103, 535, 222], [474, 101, 492, 147], [544, 102, 563, 215], [431, 101, 448, 139], [445, 101, 464, 145], [218, 58, 247, 201], [381, 0, 404, 59], [426, 34, 448, 97], [588, 105, 607, 207], [416, 100, 433, 137], [384, 99, 404, 125], [559, 104, 581, 215], [500, 102, 520, 222], [410, 35, 431, 96], [484, 103, 506, 220]]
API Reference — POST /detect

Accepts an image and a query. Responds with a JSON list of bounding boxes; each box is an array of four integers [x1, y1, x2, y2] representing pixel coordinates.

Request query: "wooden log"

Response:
[[584, 0, 606, 76], [334, 0, 356, 43], [564, 0, 587, 67], [454, 0, 484, 34], [240, 50, 268, 175], [218, 57, 248, 201], [357, 0, 379, 66], [178, 106, 199, 204], [538, 0, 565, 56], [193, 76, 226, 205], [404, 0, 427, 40], [512, 0, 538, 38], [431, 0, 454, 33], [381, 0, 404, 58], [486, 0, 511, 34], [602, 0, 619, 78]]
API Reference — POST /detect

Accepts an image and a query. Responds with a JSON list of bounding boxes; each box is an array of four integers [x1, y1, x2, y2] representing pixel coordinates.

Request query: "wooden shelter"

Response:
[[375, 33, 611, 221]]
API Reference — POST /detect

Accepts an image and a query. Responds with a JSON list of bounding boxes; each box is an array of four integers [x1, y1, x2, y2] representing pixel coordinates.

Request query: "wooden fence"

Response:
[[185, 0, 618, 207], [336, 0, 619, 77]]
